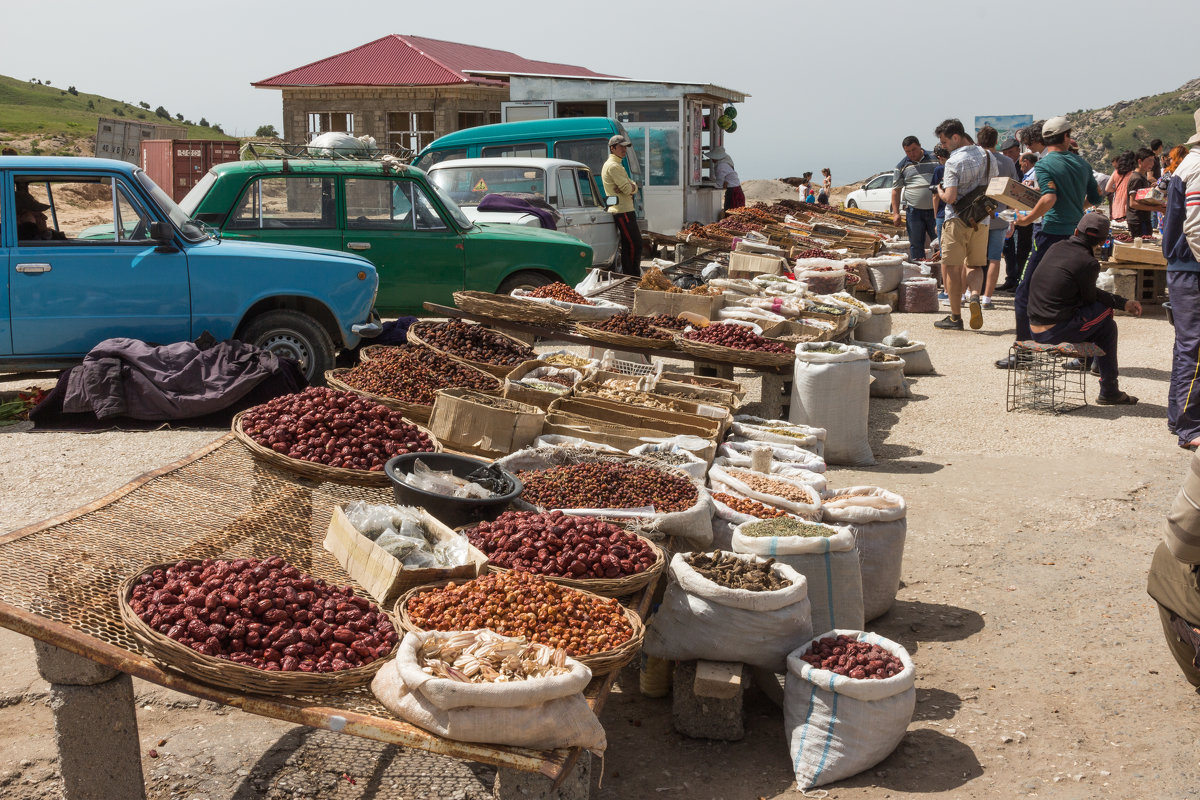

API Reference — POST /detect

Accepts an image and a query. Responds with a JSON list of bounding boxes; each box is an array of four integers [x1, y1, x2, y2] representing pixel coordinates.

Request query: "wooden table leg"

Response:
[[34, 641, 147, 800]]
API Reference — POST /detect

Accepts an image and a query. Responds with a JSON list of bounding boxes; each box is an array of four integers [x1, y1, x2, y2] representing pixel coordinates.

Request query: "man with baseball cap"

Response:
[[1026, 211, 1142, 405], [1162, 108, 1200, 449], [998, 115, 1104, 368], [601, 133, 641, 275]]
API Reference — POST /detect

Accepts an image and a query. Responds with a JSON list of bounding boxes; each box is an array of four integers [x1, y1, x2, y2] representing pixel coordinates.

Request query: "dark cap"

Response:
[[999, 138, 1019, 151], [1076, 212, 1110, 239], [608, 134, 633, 149], [15, 191, 50, 213]]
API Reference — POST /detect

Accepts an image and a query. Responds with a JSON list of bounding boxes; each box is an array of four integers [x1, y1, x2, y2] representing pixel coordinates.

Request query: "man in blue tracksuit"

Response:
[[1163, 110, 1200, 449]]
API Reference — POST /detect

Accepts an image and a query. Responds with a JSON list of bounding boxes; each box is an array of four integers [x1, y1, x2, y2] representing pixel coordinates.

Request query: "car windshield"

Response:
[[136, 171, 208, 242], [422, 176, 473, 229], [177, 171, 217, 217], [429, 165, 548, 208]]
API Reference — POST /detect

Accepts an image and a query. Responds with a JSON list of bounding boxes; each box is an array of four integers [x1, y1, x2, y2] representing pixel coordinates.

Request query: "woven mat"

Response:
[[0, 433, 400, 717]]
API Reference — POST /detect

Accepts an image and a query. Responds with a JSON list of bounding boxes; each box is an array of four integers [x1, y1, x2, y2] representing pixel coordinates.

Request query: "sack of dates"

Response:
[[372, 630, 606, 754], [732, 518, 865, 634], [821, 487, 907, 622], [785, 630, 915, 789], [790, 343, 874, 467], [643, 552, 811, 672]]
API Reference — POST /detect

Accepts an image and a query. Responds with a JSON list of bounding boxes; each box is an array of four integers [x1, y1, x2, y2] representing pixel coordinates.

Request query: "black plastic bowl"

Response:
[[384, 453, 522, 528]]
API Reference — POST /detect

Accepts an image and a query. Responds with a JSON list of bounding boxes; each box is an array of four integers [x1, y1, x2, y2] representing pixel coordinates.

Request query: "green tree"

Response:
[[67, 86, 78, 96], [212, 124, 224, 134], [175, 113, 183, 122], [113, 107, 124, 116], [255, 124, 278, 138], [154, 106, 170, 120], [139, 101, 150, 109], [198, 118, 209, 127], [86, 100, 94, 110]]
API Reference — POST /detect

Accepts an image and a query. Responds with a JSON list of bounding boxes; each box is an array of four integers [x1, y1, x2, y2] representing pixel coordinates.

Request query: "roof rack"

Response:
[[239, 140, 416, 164]]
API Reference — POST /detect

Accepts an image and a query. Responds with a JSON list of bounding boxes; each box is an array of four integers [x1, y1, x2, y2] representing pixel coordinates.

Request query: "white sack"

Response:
[[853, 304, 893, 344], [869, 359, 911, 399], [790, 343, 875, 467], [785, 630, 915, 788], [718, 439, 827, 473], [866, 340, 935, 376], [709, 464, 822, 518], [822, 487, 907, 621]]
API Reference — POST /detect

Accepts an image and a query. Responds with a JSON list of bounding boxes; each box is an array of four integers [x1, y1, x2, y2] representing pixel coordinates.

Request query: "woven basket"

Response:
[[459, 524, 664, 598], [325, 363, 502, 426], [231, 412, 440, 487], [394, 581, 645, 676], [453, 291, 570, 326], [407, 322, 534, 380], [358, 344, 398, 364], [573, 321, 674, 350], [117, 561, 399, 695], [674, 335, 795, 368]]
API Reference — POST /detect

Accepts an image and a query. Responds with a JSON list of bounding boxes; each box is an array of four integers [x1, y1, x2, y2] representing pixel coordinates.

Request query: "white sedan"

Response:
[[843, 172, 895, 212], [427, 157, 619, 268]]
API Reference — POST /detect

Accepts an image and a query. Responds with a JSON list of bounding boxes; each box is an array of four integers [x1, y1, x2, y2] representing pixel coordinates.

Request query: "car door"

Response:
[[8, 173, 190, 356], [342, 176, 465, 315], [554, 166, 617, 267], [864, 174, 895, 212], [219, 174, 341, 252]]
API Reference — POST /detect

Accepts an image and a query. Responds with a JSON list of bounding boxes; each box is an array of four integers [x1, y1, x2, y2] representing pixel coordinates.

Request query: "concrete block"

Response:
[[49, 674, 146, 800], [34, 640, 119, 686], [694, 660, 743, 699], [493, 752, 590, 800], [672, 660, 745, 741]]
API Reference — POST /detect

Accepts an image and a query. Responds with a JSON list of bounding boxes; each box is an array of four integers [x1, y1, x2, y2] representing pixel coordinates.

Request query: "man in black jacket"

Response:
[[1027, 212, 1143, 405]]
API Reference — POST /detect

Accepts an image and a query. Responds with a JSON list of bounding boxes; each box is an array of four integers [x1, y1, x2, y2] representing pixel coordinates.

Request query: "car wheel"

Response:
[[847, 199, 858, 208], [241, 309, 335, 384], [497, 271, 553, 295]]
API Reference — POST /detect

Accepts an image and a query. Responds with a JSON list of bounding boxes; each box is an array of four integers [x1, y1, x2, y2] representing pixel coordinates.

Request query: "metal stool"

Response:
[[1005, 340, 1106, 414]]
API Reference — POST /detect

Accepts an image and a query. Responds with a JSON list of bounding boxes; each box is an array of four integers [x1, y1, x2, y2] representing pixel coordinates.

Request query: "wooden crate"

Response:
[[1136, 269, 1167, 304]]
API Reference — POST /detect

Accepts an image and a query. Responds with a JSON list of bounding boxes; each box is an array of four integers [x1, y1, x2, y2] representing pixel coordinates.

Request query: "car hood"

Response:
[[468, 222, 584, 245], [188, 237, 375, 267]]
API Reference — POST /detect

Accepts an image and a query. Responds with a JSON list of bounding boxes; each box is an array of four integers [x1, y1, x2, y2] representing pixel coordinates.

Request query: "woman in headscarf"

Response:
[[708, 146, 744, 211]]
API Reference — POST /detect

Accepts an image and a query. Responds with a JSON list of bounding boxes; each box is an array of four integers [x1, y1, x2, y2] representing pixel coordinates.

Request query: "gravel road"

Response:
[[1, 297, 1197, 799]]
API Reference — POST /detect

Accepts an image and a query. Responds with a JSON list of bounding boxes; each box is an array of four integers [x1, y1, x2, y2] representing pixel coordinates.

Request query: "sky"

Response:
[[2, 0, 1199, 183]]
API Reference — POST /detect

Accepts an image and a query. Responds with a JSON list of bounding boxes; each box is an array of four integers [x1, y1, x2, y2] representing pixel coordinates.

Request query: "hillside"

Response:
[[1066, 77, 1200, 168], [0, 74, 233, 155]]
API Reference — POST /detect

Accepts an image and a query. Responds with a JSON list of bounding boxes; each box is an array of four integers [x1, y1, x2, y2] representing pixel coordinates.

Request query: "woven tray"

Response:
[[674, 335, 795, 368], [573, 321, 674, 350], [358, 344, 397, 364], [394, 582, 645, 676], [231, 412, 439, 487], [453, 291, 570, 326], [325, 364, 502, 426], [117, 561, 399, 695], [459, 524, 664, 598], [407, 322, 534, 380]]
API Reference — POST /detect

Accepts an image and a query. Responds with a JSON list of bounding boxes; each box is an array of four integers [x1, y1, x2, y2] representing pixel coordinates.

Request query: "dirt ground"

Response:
[[2, 296, 1199, 799]]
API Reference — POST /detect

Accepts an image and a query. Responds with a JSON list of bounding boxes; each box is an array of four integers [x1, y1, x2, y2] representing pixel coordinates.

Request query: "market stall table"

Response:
[[0, 434, 650, 799]]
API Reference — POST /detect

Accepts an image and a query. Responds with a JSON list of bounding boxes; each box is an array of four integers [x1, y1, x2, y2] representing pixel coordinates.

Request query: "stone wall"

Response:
[[275, 86, 506, 147]]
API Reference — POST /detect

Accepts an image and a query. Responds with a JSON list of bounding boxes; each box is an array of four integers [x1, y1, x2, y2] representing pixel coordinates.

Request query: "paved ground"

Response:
[[2, 294, 1199, 798]]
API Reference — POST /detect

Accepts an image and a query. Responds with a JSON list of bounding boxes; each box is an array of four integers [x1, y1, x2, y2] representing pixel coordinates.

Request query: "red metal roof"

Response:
[[253, 34, 616, 88]]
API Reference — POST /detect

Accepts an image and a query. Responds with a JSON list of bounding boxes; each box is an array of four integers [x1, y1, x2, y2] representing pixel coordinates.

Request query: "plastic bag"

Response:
[[406, 459, 494, 499], [343, 502, 472, 568]]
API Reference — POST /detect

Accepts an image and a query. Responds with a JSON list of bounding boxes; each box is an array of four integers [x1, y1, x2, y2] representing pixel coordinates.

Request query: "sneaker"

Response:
[[937, 291, 949, 301], [967, 295, 983, 330], [979, 296, 994, 310], [961, 292, 971, 304], [934, 315, 964, 330], [1062, 358, 1086, 371]]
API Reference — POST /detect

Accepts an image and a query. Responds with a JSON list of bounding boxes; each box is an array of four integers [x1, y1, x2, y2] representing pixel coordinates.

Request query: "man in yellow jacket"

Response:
[[602, 134, 642, 275]]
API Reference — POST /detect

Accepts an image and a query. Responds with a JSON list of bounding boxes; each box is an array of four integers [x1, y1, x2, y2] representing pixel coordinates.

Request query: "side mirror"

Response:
[[149, 221, 176, 251]]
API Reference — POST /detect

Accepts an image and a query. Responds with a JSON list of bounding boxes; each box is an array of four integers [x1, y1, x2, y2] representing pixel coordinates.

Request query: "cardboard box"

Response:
[[573, 380, 732, 426], [1112, 241, 1167, 267], [729, 251, 786, 279], [429, 388, 545, 459], [986, 176, 1041, 212], [541, 417, 719, 463], [632, 288, 725, 321], [761, 318, 829, 343], [323, 505, 487, 606], [503, 359, 576, 410]]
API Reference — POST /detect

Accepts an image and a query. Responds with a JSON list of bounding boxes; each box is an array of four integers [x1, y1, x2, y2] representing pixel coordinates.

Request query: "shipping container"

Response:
[[93, 118, 188, 165], [140, 139, 242, 202]]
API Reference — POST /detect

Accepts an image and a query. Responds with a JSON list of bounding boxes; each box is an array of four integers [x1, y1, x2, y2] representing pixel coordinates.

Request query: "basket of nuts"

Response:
[[408, 320, 536, 379], [461, 510, 664, 597], [232, 388, 440, 486], [395, 570, 645, 675], [118, 557, 400, 694], [326, 345, 502, 425]]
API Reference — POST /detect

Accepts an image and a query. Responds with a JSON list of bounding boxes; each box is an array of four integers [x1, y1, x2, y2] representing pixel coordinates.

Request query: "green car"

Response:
[[179, 159, 593, 315]]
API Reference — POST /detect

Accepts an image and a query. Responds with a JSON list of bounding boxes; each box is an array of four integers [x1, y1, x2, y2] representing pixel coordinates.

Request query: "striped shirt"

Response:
[[943, 144, 999, 223], [891, 151, 937, 211]]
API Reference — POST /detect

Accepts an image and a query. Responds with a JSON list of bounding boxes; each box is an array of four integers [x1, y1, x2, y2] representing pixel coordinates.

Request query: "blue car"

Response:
[[1, 157, 380, 381]]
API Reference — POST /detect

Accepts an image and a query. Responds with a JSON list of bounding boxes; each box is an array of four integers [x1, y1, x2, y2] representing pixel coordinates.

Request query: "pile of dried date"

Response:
[[415, 320, 534, 366], [712, 492, 790, 519], [587, 313, 672, 340], [404, 571, 632, 657], [799, 634, 905, 680], [684, 551, 791, 592], [340, 346, 499, 404], [518, 461, 698, 512], [465, 510, 656, 579], [240, 388, 434, 471], [129, 556, 397, 673], [526, 282, 592, 305], [683, 323, 793, 354]]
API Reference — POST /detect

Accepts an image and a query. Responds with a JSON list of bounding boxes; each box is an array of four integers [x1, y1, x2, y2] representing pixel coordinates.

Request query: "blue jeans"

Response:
[[1169, 270, 1200, 445], [1032, 301, 1120, 396], [1014, 230, 1071, 341], [906, 207, 937, 261]]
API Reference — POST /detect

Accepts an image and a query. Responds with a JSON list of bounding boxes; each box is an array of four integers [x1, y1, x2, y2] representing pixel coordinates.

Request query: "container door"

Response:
[[219, 175, 342, 252], [342, 176, 464, 315], [9, 175, 190, 356]]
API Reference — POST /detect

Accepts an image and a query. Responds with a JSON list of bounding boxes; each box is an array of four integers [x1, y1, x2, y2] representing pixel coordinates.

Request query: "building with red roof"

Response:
[[252, 34, 615, 151]]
